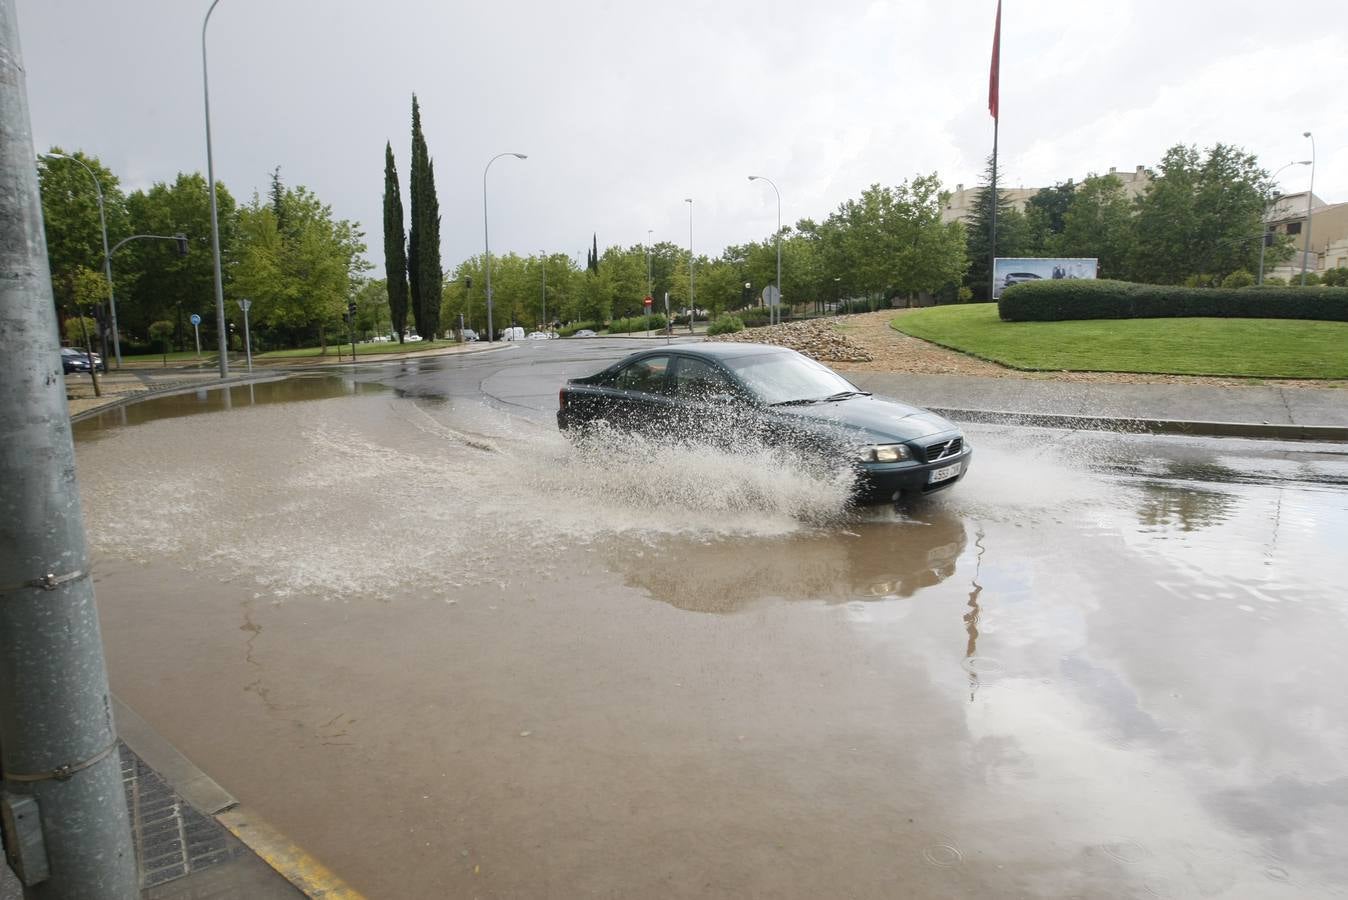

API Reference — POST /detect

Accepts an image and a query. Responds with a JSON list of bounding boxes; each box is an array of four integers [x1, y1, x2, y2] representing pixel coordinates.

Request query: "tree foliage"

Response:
[[383, 143, 409, 342]]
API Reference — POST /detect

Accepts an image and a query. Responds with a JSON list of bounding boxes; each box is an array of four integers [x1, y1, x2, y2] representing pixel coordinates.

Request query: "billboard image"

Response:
[[992, 257, 1098, 299]]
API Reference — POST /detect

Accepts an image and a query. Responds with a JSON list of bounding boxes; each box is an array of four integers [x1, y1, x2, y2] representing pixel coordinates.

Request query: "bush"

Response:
[[999, 279, 1348, 323], [706, 315, 745, 336], [1221, 269, 1255, 289], [734, 306, 773, 326], [1321, 267, 1348, 287], [605, 314, 667, 334]]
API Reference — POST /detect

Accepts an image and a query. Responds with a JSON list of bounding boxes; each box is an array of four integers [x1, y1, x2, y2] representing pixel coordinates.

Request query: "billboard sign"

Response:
[[992, 257, 1098, 299]]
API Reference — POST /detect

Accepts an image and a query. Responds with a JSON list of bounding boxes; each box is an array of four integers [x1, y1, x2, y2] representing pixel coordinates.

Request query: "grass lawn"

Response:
[[891, 304, 1348, 379], [256, 340, 459, 359]]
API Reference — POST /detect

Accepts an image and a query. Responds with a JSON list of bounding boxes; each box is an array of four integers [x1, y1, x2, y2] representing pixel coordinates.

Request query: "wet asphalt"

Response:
[[72, 340, 1348, 898]]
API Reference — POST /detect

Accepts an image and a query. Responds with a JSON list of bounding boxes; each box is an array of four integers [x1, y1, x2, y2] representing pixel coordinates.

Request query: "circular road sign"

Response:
[[643, 295, 653, 307], [762, 285, 781, 307], [190, 313, 202, 326]]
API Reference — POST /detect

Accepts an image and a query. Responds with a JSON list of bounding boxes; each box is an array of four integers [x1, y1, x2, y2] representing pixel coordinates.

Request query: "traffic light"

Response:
[[347, 301, 357, 319], [174, 233, 189, 257], [465, 276, 472, 290]]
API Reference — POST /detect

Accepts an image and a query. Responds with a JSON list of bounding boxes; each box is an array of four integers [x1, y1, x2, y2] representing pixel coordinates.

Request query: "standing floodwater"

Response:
[[74, 362, 1348, 899]]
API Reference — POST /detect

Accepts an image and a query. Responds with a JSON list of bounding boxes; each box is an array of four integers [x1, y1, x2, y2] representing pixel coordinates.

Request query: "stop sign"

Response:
[[643, 296, 653, 307]]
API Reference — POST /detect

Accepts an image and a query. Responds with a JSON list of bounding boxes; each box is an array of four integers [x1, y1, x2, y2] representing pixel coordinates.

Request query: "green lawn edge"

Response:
[[889, 304, 1348, 380]]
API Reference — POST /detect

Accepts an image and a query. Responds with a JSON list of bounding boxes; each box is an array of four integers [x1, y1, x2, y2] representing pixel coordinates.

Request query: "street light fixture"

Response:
[[646, 228, 654, 302], [684, 199, 694, 325], [483, 152, 527, 342], [202, 0, 229, 378], [1301, 131, 1316, 286], [748, 175, 782, 326], [41, 152, 122, 367], [1261, 160, 1312, 285]]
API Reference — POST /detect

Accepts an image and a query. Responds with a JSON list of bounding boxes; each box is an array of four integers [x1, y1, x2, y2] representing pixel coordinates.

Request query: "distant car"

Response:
[[1003, 272, 1041, 287], [558, 343, 971, 503], [61, 347, 103, 373], [499, 326, 526, 341], [573, 329, 597, 338], [461, 329, 479, 342], [527, 331, 551, 341], [404, 333, 423, 343]]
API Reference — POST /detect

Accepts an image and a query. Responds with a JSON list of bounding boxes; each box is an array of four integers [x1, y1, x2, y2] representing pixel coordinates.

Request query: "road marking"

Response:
[[217, 808, 367, 899]]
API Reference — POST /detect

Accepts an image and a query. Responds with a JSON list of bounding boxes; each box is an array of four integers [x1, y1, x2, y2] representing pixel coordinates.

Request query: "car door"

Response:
[[668, 355, 754, 444], [605, 354, 674, 432]]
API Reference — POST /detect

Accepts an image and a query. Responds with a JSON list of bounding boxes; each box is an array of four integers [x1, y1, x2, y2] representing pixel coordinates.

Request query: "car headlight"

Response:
[[858, 443, 911, 463]]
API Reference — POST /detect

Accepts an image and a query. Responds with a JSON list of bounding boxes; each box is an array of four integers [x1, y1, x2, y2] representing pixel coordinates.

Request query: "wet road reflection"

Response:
[[72, 357, 1348, 898]]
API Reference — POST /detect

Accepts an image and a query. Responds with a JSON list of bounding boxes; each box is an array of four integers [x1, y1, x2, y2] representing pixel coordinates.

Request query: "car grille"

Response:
[[922, 437, 963, 463]]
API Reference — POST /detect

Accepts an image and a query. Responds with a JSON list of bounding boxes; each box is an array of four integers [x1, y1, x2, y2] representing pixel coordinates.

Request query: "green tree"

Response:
[[1024, 180, 1075, 252], [407, 95, 426, 336], [1056, 174, 1135, 278], [964, 156, 1031, 300], [1130, 143, 1274, 284], [382, 143, 410, 342], [123, 172, 236, 347], [36, 148, 130, 318]]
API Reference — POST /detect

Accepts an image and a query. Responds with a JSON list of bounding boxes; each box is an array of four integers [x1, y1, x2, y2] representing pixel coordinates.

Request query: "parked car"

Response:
[[557, 344, 970, 503], [527, 331, 551, 341], [60, 347, 103, 373], [461, 329, 479, 342], [404, 333, 423, 343], [499, 326, 526, 341], [572, 329, 597, 338]]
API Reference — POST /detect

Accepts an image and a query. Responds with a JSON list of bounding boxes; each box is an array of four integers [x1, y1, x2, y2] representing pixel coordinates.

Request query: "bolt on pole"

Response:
[[0, 3, 139, 896]]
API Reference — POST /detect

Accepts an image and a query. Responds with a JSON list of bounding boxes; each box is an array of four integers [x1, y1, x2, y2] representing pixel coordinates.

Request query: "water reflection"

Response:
[[609, 506, 968, 613], [73, 376, 386, 440], [1135, 483, 1235, 532]]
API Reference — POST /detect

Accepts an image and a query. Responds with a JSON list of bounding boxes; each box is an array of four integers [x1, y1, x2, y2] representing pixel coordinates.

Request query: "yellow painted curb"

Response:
[[217, 809, 366, 899]]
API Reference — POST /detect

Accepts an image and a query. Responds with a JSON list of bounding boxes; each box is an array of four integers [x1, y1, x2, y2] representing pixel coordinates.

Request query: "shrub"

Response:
[[1321, 267, 1348, 287], [1221, 269, 1255, 289], [999, 279, 1348, 323], [605, 314, 667, 334], [1263, 276, 1287, 286], [734, 306, 773, 326], [706, 315, 745, 336]]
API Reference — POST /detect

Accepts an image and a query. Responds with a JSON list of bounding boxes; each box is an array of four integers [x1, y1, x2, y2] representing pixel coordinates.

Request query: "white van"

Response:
[[499, 326, 526, 341]]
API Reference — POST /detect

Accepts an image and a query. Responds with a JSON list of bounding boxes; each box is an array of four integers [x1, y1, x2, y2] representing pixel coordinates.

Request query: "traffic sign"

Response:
[[643, 295, 653, 307], [762, 285, 781, 307], [189, 313, 202, 326]]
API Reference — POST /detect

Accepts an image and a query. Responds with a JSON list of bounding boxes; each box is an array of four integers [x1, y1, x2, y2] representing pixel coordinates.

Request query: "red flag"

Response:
[[988, 0, 1001, 120]]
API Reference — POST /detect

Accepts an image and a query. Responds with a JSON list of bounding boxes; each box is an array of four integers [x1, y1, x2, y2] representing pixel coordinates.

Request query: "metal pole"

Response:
[[990, 117, 999, 302], [685, 198, 694, 327], [238, 298, 252, 372], [1301, 132, 1316, 286], [646, 229, 653, 301], [194, 321, 201, 356], [483, 152, 527, 343], [0, 3, 138, 894], [748, 176, 783, 324], [541, 251, 546, 333], [203, 0, 228, 377]]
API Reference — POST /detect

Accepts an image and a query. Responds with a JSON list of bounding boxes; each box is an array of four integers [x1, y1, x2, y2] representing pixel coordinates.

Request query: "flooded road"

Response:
[[73, 343, 1348, 898]]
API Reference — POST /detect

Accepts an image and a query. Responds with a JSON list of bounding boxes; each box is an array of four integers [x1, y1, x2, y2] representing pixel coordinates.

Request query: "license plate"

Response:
[[928, 462, 961, 484]]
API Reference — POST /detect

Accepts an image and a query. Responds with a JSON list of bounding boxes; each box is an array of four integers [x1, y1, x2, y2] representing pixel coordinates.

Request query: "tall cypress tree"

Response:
[[965, 155, 1029, 300], [417, 156, 442, 339], [590, 233, 599, 273], [407, 95, 424, 336], [383, 143, 409, 343]]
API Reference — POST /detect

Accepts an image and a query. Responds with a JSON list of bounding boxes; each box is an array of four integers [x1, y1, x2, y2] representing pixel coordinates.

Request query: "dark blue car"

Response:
[[557, 343, 971, 503]]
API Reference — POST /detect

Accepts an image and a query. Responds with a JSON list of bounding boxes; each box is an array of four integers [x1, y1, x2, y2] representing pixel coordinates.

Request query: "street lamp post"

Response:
[[42, 152, 122, 367], [202, 0, 229, 378], [1261, 160, 1312, 284], [540, 251, 547, 333], [684, 198, 694, 327], [1301, 131, 1316, 286], [483, 152, 527, 342], [646, 228, 654, 301], [748, 175, 782, 326], [237, 298, 252, 372]]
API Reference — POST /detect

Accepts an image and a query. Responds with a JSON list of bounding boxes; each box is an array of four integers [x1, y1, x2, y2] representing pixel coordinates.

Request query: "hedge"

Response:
[[999, 279, 1348, 323], [706, 315, 745, 336], [606, 314, 667, 334]]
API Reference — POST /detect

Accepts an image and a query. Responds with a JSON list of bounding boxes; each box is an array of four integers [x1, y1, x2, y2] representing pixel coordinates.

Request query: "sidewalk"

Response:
[[847, 371, 1348, 441]]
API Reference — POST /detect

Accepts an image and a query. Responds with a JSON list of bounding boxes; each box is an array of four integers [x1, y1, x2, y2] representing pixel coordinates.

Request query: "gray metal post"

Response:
[[1301, 132, 1316, 286], [540, 251, 546, 333], [0, 3, 138, 896], [238, 298, 252, 372], [483, 152, 527, 343], [684, 199, 694, 325], [203, 0, 229, 378]]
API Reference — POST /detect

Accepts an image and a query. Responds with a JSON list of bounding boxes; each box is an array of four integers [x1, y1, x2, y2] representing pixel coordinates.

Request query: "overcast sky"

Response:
[[19, 0, 1345, 269]]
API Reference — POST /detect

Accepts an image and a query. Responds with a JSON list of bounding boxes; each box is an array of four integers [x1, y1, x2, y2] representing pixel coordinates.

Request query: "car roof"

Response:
[[629, 342, 794, 361]]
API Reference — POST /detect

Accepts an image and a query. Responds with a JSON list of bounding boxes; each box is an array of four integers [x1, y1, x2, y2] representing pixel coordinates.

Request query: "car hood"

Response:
[[769, 394, 958, 444]]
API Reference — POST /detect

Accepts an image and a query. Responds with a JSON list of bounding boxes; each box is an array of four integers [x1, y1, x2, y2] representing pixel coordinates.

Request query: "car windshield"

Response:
[[725, 352, 859, 405]]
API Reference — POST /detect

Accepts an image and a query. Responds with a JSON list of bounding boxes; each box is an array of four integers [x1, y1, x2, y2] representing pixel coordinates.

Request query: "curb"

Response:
[[929, 406, 1348, 442], [113, 695, 365, 899]]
